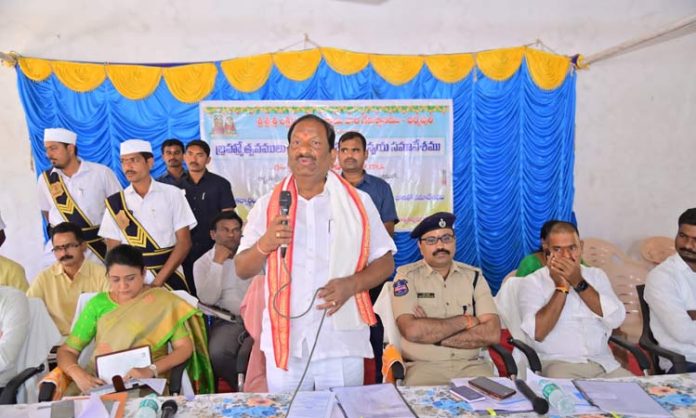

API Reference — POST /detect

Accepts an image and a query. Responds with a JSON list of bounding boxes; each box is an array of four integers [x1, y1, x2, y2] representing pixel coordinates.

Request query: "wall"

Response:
[[1, 0, 694, 278]]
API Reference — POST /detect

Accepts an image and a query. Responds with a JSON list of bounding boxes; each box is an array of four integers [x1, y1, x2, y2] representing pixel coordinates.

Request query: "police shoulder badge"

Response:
[[393, 279, 409, 297]]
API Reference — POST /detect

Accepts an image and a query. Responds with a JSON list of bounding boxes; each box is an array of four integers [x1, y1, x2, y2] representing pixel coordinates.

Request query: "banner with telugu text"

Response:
[[199, 100, 453, 232]]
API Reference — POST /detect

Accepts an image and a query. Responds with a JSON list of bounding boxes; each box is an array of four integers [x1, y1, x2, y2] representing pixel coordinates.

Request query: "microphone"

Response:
[[279, 191, 292, 258], [515, 379, 549, 414], [112, 375, 126, 393], [161, 399, 178, 418]]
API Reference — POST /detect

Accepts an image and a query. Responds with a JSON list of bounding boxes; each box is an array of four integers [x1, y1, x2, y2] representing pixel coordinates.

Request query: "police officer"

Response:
[[390, 212, 501, 385]]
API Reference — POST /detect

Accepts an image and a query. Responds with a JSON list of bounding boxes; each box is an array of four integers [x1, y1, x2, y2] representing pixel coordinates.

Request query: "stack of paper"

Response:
[[574, 380, 671, 418], [287, 391, 337, 418], [330, 384, 416, 418]]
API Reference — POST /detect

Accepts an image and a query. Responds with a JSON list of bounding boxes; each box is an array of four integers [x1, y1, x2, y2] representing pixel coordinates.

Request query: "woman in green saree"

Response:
[[56, 244, 213, 395]]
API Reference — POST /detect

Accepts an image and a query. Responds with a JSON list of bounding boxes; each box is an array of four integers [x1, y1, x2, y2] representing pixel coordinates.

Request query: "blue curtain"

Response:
[[15, 59, 575, 292]]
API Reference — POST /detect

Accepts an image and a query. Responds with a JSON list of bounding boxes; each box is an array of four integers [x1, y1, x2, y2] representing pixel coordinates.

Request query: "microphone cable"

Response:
[[270, 257, 331, 415]]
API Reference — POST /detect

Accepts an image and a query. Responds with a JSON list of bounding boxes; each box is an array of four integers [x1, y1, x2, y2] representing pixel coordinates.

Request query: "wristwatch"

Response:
[[574, 279, 589, 293], [148, 363, 158, 378]]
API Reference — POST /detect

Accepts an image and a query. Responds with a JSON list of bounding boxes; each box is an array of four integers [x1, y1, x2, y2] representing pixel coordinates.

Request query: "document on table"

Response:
[[287, 391, 337, 418], [450, 377, 533, 413], [330, 383, 417, 418], [573, 380, 672, 418]]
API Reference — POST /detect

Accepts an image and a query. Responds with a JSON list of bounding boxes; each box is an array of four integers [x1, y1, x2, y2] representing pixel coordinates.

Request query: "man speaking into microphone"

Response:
[[235, 114, 396, 392]]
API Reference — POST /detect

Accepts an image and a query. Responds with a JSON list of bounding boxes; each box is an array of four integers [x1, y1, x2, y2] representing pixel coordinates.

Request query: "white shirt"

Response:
[[194, 249, 250, 315], [644, 253, 696, 367], [0, 210, 5, 230], [0, 286, 30, 387], [98, 179, 197, 283], [518, 265, 625, 372], [239, 187, 397, 363], [37, 160, 122, 227]]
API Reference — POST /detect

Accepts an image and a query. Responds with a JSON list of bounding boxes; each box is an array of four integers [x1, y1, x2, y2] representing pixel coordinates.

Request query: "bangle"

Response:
[[256, 241, 271, 256], [148, 364, 158, 378], [555, 286, 569, 294]]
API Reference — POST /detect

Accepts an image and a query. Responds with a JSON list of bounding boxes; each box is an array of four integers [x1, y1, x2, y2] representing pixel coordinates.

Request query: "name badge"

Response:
[[417, 292, 435, 299]]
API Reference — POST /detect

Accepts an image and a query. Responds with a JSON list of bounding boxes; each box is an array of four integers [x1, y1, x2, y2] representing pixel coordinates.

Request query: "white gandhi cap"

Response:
[[44, 128, 77, 145], [120, 139, 152, 156]]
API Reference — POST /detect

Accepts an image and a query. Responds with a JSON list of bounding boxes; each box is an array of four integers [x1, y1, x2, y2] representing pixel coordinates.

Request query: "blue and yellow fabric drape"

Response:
[[14, 46, 576, 291]]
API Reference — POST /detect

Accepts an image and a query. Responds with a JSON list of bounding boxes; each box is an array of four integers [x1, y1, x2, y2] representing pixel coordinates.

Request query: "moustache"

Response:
[[343, 158, 357, 164], [59, 255, 74, 262], [296, 154, 316, 162], [433, 249, 451, 256], [125, 170, 137, 176], [679, 248, 696, 256]]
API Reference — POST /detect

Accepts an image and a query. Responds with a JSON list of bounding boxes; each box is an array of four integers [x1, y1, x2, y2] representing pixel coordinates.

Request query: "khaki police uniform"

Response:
[[391, 259, 497, 385]]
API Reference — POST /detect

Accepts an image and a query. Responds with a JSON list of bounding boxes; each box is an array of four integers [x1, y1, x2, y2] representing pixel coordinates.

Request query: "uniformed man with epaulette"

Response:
[[390, 212, 501, 385], [37, 128, 122, 266]]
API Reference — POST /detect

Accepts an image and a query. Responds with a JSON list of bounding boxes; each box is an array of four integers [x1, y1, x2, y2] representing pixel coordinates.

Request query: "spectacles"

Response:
[[420, 234, 455, 246], [52, 243, 81, 253]]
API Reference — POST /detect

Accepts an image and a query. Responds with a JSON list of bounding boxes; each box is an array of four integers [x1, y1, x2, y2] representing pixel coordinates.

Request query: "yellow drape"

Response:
[[221, 54, 273, 93], [14, 46, 573, 99], [273, 49, 322, 81], [321, 47, 370, 75], [163, 63, 217, 103], [370, 54, 423, 86], [52, 62, 106, 92], [106, 65, 162, 100], [18, 57, 52, 82], [425, 54, 475, 83], [476, 47, 525, 82], [525, 48, 571, 90]]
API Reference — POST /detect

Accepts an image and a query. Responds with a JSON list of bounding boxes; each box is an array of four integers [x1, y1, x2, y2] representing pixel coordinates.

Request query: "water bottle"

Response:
[[539, 379, 575, 416], [134, 393, 159, 418]]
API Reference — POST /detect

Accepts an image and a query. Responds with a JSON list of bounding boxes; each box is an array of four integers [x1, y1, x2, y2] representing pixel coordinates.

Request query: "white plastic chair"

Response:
[[582, 237, 629, 269]]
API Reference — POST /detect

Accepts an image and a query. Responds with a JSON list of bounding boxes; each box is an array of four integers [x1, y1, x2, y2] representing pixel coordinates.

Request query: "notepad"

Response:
[[573, 380, 672, 418], [330, 383, 416, 418], [94, 345, 152, 382], [286, 390, 336, 418]]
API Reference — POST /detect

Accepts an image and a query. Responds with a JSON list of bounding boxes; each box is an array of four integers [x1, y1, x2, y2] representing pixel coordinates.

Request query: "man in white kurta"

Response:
[[98, 140, 196, 291], [644, 208, 696, 372], [194, 210, 250, 391], [235, 115, 396, 392], [517, 221, 632, 378], [37, 128, 121, 265]]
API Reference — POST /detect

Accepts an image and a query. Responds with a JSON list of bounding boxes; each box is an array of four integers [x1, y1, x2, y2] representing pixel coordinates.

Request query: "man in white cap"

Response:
[[37, 128, 121, 265], [98, 139, 197, 292]]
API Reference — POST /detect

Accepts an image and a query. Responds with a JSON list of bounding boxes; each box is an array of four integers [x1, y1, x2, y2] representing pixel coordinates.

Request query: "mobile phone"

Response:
[[469, 377, 517, 400], [449, 384, 486, 402]]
